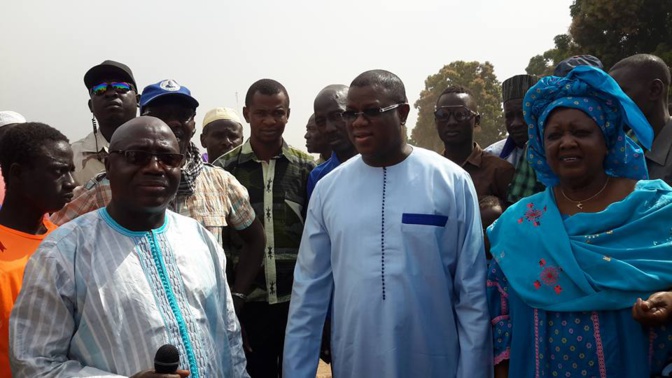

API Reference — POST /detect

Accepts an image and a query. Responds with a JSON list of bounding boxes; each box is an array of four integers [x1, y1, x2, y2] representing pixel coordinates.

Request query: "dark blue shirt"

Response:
[[307, 152, 342, 200]]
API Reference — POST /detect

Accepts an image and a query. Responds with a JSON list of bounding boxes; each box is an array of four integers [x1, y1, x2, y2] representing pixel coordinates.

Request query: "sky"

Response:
[[0, 0, 574, 154]]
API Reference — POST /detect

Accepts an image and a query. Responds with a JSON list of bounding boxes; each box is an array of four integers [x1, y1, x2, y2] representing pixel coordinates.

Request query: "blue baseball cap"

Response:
[[139, 79, 199, 113]]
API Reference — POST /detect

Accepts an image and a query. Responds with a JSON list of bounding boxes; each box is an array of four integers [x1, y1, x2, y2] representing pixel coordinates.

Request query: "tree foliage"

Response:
[[525, 0, 672, 75], [411, 61, 504, 153]]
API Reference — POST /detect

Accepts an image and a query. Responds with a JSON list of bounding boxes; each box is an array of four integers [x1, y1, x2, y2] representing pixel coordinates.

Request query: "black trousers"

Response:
[[242, 301, 290, 378]]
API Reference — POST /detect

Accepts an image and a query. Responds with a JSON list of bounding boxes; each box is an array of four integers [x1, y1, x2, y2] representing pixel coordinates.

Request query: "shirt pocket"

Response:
[[399, 213, 448, 275], [193, 215, 227, 246], [199, 215, 228, 228], [401, 213, 448, 227]]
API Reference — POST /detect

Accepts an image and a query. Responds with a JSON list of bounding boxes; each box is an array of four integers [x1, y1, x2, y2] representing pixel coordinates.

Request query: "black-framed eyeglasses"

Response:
[[90, 82, 134, 96], [434, 106, 478, 122], [109, 150, 185, 168], [342, 103, 406, 122]]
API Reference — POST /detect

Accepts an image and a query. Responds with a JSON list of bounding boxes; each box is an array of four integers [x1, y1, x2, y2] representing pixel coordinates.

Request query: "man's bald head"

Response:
[[314, 85, 349, 109], [350, 70, 408, 104], [109, 116, 179, 151], [610, 54, 671, 88], [314, 84, 355, 156], [610, 54, 671, 127], [105, 116, 183, 228]]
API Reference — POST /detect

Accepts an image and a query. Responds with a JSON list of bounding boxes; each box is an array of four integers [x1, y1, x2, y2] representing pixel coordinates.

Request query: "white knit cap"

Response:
[[0, 111, 26, 127]]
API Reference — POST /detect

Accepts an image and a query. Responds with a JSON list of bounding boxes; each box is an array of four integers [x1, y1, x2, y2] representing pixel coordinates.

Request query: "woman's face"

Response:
[[543, 107, 608, 182]]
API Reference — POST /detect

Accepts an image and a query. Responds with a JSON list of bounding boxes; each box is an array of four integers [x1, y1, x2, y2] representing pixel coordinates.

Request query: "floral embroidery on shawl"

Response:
[[518, 202, 547, 226], [533, 258, 563, 295]]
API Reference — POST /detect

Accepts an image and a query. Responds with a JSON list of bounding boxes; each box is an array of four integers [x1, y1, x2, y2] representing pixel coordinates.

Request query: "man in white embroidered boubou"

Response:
[[10, 117, 249, 377], [284, 69, 492, 378]]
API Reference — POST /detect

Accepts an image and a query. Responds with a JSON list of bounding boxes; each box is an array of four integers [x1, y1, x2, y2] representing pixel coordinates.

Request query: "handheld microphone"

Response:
[[154, 344, 180, 374]]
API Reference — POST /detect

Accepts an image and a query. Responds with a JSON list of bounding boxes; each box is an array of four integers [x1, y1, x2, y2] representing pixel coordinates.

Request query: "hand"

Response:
[[130, 369, 190, 378], [632, 291, 672, 327], [232, 296, 253, 354]]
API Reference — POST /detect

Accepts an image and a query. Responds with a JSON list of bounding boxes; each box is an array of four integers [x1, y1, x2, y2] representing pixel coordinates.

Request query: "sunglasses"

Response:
[[342, 103, 405, 122], [109, 150, 184, 168], [434, 106, 478, 122], [90, 82, 133, 96]]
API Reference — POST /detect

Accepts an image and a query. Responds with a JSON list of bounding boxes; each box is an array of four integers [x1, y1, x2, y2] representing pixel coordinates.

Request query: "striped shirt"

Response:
[[50, 164, 256, 245], [10, 209, 248, 377], [214, 139, 315, 304]]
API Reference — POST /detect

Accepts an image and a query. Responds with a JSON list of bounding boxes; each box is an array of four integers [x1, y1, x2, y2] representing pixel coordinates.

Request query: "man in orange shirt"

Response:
[[0, 122, 76, 375]]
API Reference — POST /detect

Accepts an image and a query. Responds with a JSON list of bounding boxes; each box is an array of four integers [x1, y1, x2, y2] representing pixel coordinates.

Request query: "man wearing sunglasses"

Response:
[[435, 86, 514, 203], [11, 117, 248, 377], [284, 70, 491, 377], [71, 60, 139, 186], [51, 81, 267, 347]]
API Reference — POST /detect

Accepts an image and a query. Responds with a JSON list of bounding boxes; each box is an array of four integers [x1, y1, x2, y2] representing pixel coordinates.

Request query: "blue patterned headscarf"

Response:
[[523, 65, 653, 187]]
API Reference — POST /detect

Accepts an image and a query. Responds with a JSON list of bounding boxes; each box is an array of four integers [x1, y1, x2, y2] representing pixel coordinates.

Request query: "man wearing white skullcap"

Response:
[[201, 107, 244, 163]]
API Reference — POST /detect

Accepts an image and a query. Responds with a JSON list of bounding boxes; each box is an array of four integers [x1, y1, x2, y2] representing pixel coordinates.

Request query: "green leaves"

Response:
[[526, 0, 672, 75]]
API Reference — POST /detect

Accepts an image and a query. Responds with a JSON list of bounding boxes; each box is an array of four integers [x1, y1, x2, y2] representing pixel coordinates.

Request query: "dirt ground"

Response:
[[316, 360, 332, 378]]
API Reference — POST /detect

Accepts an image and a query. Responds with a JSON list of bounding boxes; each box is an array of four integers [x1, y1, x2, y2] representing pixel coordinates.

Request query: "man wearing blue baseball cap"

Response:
[[52, 81, 267, 341]]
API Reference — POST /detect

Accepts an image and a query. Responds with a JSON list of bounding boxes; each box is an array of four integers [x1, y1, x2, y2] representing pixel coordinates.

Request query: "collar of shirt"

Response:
[[328, 151, 342, 165], [79, 131, 110, 154], [238, 138, 301, 165], [646, 118, 672, 166], [443, 142, 483, 168]]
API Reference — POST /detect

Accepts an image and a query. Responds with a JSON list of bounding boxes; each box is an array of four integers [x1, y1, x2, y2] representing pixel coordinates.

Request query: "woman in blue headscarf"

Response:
[[487, 66, 672, 377]]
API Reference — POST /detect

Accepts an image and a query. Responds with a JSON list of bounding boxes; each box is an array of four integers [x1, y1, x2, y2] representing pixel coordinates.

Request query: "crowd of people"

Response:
[[0, 52, 671, 378]]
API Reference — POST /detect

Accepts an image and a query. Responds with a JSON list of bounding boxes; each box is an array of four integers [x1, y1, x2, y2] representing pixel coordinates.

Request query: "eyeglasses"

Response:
[[90, 82, 134, 96], [342, 103, 405, 122], [434, 106, 478, 122], [109, 150, 185, 168]]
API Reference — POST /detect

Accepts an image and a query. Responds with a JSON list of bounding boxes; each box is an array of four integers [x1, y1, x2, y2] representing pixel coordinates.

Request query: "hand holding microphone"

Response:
[[154, 344, 180, 373], [129, 344, 190, 378]]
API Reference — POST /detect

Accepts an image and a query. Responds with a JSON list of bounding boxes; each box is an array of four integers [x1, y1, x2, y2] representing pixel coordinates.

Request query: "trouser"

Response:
[[242, 301, 290, 378]]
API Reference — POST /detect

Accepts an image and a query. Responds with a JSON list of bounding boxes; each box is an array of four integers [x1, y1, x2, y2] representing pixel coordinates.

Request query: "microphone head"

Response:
[[154, 344, 180, 373]]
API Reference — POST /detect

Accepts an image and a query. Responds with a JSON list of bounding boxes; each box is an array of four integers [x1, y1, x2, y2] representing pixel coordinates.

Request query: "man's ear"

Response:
[[88, 99, 93, 113], [650, 79, 664, 101], [286, 108, 291, 121], [104, 155, 111, 172], [200, 132, 207, 148], [7, 162, 22, 188], [475, 114, 481, 127], [399, 103, 410, 124], [242, 107, 250, 123]]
